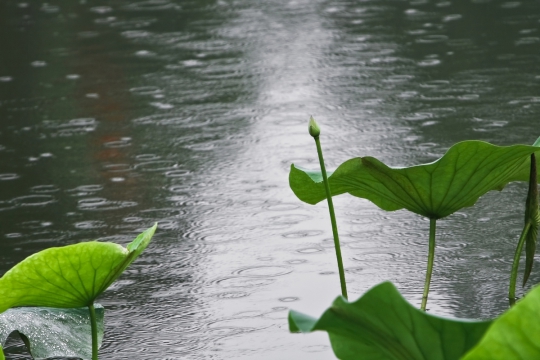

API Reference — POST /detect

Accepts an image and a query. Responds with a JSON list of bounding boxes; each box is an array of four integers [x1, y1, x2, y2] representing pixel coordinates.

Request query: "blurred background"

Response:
[[0, 0, 539, 358]]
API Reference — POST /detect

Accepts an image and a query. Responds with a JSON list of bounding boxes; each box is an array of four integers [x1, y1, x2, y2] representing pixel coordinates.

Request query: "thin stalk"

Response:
[[421, 218, 437, 311], [509, 222, 531, 306], [88, 303, 98, 360], [509, 153, 537, 306], [314, 136, 348, 299]]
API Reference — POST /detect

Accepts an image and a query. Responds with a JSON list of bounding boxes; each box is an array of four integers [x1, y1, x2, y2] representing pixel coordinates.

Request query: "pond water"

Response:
[[1, 0, 540, 358]]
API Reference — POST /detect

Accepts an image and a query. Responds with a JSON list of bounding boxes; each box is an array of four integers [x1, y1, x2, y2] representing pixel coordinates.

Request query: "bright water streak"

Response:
[[0, 0, 540, 358]]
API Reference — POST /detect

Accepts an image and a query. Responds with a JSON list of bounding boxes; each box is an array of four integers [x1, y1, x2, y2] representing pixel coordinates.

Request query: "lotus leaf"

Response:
[[0, 306, 104, 359], [290, 140, 540, 219], [0, 224, 156, 313], [289, 282, 492, 360], [462, 280, 540, 359]]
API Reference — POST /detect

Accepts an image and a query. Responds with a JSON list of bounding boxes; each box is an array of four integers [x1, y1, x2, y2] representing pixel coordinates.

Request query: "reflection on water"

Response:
[[1, 0, 540, 358]]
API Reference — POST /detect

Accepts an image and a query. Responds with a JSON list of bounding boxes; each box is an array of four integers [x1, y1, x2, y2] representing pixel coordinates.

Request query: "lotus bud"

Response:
[[308, 116, 320, 138]]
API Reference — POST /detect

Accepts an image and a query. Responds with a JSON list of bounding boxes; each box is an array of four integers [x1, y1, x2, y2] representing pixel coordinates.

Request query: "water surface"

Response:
[[1, 0, 540, 358]]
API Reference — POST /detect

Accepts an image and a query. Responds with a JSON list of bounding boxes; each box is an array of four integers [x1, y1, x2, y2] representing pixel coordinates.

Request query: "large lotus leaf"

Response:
[[289, 282, 492, 360], [461, 282, 540, 359], [0, 305, 104, 360], [290, 140, 540, 219], [0, 224, 157, 313]]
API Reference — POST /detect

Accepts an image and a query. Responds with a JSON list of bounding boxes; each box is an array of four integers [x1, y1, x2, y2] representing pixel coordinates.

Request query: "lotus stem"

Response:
[[89, 303, 99, 360], [509, 153, 538, 306], [309, 118, 348, 299], [509, 222, 531, 306], [421, 218, 437, 311]]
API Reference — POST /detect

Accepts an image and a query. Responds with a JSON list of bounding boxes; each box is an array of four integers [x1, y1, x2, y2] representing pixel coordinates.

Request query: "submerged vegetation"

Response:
[[288, 117, 540, 359], [0, 224, 157, 360]]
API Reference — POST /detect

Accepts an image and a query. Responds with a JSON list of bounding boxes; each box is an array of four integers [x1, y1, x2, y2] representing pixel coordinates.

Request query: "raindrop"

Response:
[[282, 230, 323, 238], [123, 0, 181, 11], [319, 271, 335, 275], [90, 6, 113, 13], [286, 259, 307, 264], [150, 102, 174, 110], [104, 163, 131, 172], [279, 297, 299, 302], [31, 185, 59, 193], [264, 203, 300, 211], [297, 247, 323, 254], [135, 160, 177, 172], [215, 291, 250, 299], [75, 221, 106, 229], [13, 195, 55, 207], [216, 276, 276, 288], [165, 169, 190, 177], [182, 60, 203, 67], [31, 61, 47, 67], [443, 14, 462, 22], [234, 265, 293, 277], [418, 59, 441, 67], [122, 30, 152, 38], [0, 173, 19, 180], [6, 233, 22, 238]]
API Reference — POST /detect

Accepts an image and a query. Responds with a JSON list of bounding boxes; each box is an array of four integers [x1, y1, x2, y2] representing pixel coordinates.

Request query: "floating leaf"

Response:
[[289, 282, 492, 360], [0, 344, 4, 360], [290, 140, 540, 219], [462, 282, 540, 359], [0, 223, 157, 313], [0, 306, 104, 359]]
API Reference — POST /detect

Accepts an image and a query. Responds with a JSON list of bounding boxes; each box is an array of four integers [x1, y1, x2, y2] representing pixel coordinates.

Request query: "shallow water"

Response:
[[1, 0, 540, 358]]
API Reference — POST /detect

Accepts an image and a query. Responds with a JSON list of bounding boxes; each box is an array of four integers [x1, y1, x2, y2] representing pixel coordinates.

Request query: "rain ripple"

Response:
[[77, 198, 137, 211], [12, 195, 55, 207], [233, 265, 293, 277], [0, 173, 19, 181], [214, 277, 276, 288]]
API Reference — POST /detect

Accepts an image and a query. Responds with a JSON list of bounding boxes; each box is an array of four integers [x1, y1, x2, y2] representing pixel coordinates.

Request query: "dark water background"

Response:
[[1, 0, 539, 358]]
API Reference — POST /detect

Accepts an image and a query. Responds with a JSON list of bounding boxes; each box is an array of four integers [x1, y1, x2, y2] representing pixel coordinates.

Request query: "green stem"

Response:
[[314, 136, 348, 299], [509, 222, 531, 306], [421, 219, 437, 311], [89, 303, 98, 360]]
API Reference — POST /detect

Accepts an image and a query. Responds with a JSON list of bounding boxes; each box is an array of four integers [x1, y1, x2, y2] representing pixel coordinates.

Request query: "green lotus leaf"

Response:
[[0, 305, 104, 359], [0, 344, 4, 360], [0, 223, 157, 313], [462, 282, 540, 359], [290, 140, 540, 219], [289, 281, 492, 360]]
